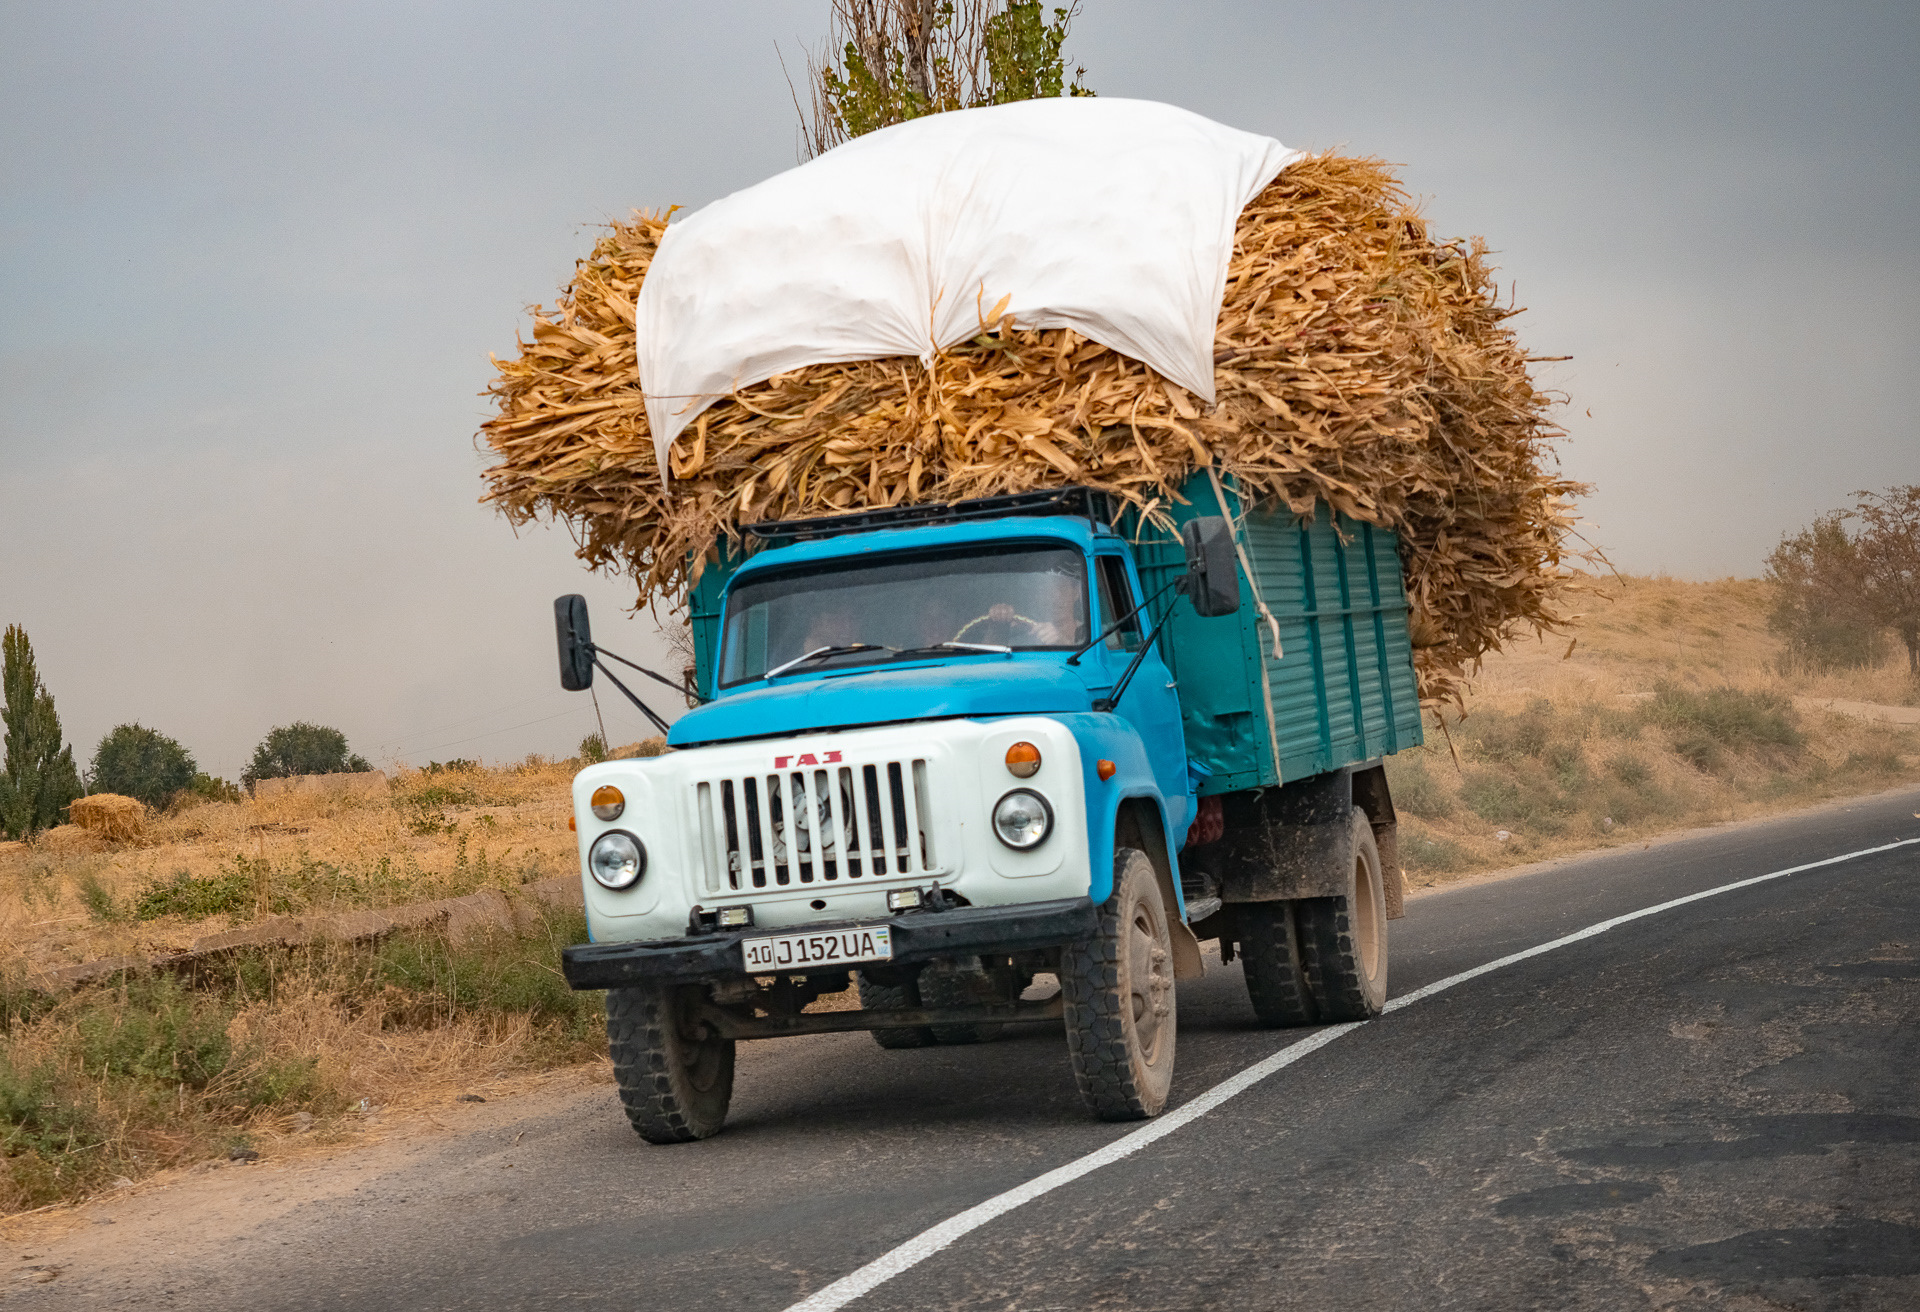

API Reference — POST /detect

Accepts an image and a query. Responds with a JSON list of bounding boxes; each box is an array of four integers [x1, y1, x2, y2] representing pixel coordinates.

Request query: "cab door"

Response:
[[1091, 550, 1191, 837]]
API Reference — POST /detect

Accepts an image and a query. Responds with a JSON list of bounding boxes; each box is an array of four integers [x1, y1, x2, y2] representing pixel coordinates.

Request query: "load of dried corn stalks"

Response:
[[481, 155, 1585, 707]]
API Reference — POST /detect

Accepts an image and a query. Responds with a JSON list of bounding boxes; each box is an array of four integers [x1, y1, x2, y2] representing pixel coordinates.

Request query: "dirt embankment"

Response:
[[1385, 575, 1919, 885]]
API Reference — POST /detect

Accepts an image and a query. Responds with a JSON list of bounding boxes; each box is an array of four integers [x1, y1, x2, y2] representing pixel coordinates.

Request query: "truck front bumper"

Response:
[[560, 896, 1099, 991]]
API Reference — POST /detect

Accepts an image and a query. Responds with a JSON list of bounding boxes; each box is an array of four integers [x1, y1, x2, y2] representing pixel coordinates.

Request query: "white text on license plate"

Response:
[[742, 926, 893, 971]]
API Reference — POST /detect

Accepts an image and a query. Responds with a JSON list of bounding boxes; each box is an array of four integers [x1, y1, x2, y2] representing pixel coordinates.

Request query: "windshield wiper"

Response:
[[763, 643, 896, 679], [893, 640, 1013, 657]]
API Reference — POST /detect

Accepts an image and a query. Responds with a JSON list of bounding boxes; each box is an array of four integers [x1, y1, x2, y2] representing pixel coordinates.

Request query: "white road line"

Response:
[[782, 833, 1920, 1312]]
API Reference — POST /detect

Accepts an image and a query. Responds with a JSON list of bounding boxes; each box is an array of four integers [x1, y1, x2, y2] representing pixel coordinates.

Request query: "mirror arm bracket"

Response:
[[590, 643, 709, 704], [1092, 603, 1182, 714], [591, 657, 673, 737]]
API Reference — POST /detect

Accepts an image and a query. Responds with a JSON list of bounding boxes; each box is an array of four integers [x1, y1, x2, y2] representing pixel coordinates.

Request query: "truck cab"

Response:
[[557, 483, 1418, 1142]]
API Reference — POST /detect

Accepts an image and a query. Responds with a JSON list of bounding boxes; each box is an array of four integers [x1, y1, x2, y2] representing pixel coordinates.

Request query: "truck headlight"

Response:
[[991, 789, 1053, 850], [588, 830, 646, 889]]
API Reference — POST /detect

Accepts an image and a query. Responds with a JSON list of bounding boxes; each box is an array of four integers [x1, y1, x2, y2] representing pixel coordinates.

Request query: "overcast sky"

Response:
[[2, 1, 1915, 781]]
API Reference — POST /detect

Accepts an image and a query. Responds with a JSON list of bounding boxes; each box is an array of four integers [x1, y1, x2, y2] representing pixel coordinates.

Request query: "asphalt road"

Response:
[[14, 787, 1920, 1311]]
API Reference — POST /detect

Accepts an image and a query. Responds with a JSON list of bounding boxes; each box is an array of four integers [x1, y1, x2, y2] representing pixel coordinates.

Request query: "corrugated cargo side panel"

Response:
[[1270, 509, 1424, 778]]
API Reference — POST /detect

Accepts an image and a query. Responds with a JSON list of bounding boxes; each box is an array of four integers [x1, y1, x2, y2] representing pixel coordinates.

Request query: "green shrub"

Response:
[[74, 976, 233, 1088], [578, 733, 609, 764], [1646, 685, 1802, 762], [1460, 701, 1555, 763], [362, 906, 598, 1041], [0, 1057, 104, 1207], [1609, 754, 1652, 786], [133, 866, 255, 921], [1459, 768, 1570, 834], [87, 724, 197, 809], [189, 772, 243, 804], [0, 1057, 98, 1159], [1401, 829, 1468, 873], [1384, 755, 1452, 818], [74, 866, 121, 922]]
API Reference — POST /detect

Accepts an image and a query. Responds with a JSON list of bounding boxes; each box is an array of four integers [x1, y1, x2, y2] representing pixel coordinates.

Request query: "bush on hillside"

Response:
[[188, 772, 243, 805], [242, 722, 370, 789], [88, 723, 197, 809], [1645, 685, 1801, 773]]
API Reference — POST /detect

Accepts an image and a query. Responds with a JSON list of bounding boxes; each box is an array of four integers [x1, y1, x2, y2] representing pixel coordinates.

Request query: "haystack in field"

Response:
[[482, 151, 1583, 709], [69, 793, 145, 842]]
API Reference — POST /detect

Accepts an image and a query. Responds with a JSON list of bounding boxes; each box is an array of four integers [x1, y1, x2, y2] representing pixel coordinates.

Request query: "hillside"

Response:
[[1387, 575, 1919, 884]]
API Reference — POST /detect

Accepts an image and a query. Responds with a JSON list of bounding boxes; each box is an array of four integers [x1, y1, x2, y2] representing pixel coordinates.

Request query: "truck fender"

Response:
[[1203, 762, 1404, 919], [1115, 797, 1205, 982], [1350, 762, 1407, 919]]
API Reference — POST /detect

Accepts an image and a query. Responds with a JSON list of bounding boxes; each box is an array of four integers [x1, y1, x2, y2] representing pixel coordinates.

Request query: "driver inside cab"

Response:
[[950, 568, 1086, 648]]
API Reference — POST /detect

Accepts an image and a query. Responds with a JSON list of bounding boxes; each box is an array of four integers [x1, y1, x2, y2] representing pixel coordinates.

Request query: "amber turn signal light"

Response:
[[568, 815, 576, 832], [1005, 741, 1041, 778], [1096, 759, 1117, 781], [590, 785, 625, 822]]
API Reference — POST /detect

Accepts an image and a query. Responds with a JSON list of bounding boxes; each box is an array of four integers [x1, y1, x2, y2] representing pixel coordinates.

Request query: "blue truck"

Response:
[[555, 476, 1422, 1142]]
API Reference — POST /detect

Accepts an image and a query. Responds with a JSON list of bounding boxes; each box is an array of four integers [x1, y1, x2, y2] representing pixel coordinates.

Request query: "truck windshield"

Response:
[[719, 543, 1090, 686]]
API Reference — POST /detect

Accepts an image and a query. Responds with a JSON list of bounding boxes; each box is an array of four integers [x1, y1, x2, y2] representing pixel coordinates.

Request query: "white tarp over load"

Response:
[[634, 98, 1299, 475]]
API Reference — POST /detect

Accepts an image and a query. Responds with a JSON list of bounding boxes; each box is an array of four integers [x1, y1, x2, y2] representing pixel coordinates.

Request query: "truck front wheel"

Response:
[[1062, 848, 1177, 1120], [606, 983, 735, 1143], [1297, 807, 1389, 1020]]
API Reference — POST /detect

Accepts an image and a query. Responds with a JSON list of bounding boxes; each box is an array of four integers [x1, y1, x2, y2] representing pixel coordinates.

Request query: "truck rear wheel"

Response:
[[1297, 807, 1388, 1021], [1237, 900, 1318, 1027], [858, 974, 936, 1049], [606, 983, 735, 1143], [1062, 848, 1177, 1120]]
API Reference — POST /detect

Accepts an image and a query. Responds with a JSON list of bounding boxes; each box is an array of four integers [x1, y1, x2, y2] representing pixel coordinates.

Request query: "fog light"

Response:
[[1004, 741, 1041, 778], [587, 830, 644, 889], [590, 785, 625, 821], [716, 905, 754, 928], [992, 789, 1054, 850], [886, 888, 924, 911]]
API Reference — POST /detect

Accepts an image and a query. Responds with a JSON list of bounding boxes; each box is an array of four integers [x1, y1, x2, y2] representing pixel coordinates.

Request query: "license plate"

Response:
[[742, 925, 893, 972]]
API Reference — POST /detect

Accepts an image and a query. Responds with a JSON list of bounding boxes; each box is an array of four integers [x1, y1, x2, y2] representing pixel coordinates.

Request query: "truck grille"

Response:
[[694, 759, 943, 893]]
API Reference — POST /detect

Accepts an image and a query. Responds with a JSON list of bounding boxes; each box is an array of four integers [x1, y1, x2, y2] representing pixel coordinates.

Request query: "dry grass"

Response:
[[481, 154, 1585, 708], [0, 758, 582, 980], [0, 756, 613, 1213], [1, 902, 603, 1214], [1386, 574, 1920, 884]]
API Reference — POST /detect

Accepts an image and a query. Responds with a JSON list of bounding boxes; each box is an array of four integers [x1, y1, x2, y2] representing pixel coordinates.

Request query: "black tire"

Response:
[[1237, 900, 1318, 1028], [858, 973, 936, 1049], [1297, 807, 1389, 1021], [920, 959, 1007, 1045], [605, 983, 735, 1143], [1062, 848, 1177, 1120]]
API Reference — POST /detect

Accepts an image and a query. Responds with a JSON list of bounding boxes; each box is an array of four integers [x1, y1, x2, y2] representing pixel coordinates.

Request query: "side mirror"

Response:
[[554, 594, 594, 691], [1179, 517, 1241, 618]]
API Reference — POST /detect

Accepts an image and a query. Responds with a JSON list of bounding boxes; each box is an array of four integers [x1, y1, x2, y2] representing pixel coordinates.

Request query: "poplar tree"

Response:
[[0, 625, 84, 838]]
